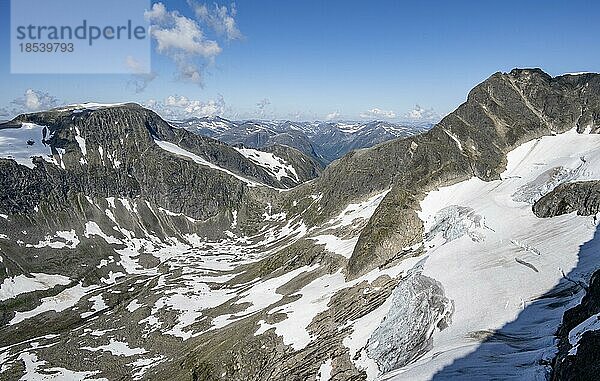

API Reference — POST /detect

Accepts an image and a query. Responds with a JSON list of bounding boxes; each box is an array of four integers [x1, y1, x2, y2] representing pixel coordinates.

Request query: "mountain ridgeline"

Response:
[[0, 69, 600, 381], [171, 117, 432, 166]]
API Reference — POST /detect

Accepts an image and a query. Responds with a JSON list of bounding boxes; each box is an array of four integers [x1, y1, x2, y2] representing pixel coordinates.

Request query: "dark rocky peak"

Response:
[[287, 69, 600, 277], [0, 103, 310, 227]]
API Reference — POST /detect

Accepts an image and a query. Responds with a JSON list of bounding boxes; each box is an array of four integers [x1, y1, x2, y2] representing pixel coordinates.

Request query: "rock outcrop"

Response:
[[552, 270, 600, 381], [533, 180, 600, 218]]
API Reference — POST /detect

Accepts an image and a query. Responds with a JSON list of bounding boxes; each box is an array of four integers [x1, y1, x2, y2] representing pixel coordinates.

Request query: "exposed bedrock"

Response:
[[533, 180, 600, 218]]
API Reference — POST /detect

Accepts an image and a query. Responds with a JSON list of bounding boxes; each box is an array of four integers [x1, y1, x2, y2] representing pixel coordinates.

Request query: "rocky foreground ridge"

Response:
[[0, 69, 600, 380]]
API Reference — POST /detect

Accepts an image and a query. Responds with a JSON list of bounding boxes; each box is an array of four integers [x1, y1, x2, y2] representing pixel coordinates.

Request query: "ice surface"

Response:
[[367, 261, 453, 373]]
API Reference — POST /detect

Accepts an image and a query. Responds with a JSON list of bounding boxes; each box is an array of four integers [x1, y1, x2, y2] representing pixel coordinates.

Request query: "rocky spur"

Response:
[[15, 19, 147, 46]]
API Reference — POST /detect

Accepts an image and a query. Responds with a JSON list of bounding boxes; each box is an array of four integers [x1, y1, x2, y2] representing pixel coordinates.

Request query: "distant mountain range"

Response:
[[170, 117, 432, 165]]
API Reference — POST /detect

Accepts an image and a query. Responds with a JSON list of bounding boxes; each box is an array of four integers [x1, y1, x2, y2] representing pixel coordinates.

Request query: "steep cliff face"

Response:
[[551, 270, 600, 381], [1, 70, 600, 381], [531, 181, 600, 381], [533, 180, 600, 218]]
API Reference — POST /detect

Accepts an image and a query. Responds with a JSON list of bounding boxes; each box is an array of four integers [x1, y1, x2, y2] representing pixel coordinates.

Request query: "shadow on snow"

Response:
[[430, 223, 600, 380]]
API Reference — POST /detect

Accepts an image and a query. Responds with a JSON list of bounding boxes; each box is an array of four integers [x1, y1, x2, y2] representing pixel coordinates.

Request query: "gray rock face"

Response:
[[0, 104, 307, 221], [367, 261, 453, 373], [533, 180, 600, 217], [552, 269, 600, 381]]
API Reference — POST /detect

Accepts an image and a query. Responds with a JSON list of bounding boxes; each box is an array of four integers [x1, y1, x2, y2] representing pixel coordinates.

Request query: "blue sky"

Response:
[[1, 0, 599, 121]]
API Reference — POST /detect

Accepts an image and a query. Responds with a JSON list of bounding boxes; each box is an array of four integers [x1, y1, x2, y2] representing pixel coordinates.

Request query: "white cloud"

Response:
[[145, 95, 226, 119], [144, 2, 226, 86], [151, 15, 221, 58], [359, 108, 396, 119], [405, 104, 439, 121], [14, 89, 59, 112], [325, 111, 341, 121], [255, 98, 271, 118], [190, 1, 243, 41], [125, 56, 157, 93], [144, 2, 168, 21], [0, 89, 60, 119]]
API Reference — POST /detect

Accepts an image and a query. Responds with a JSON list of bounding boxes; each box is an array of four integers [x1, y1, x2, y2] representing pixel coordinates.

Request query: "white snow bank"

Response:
[[326, 190, 390, 230], [235, 147, 299, 182], [0, 123, 55, 168], [309, 235, 359, 259], [10, 283, 95, 325], [0, 273, 71, 301], [56, 102, 128, 111], [82, 338, 147, 357], [18, 351, 106, 381]]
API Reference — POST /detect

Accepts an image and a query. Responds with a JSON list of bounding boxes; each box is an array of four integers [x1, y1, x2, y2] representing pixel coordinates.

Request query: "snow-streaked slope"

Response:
[[383, 128, 600, 380], [154, 139, 262, 187], [10, 283, 96, 325], [234, 147, 299, 181]]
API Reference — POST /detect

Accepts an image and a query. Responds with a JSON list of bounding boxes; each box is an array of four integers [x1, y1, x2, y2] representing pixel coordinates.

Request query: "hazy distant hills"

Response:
[[170, 117, 433, 165]]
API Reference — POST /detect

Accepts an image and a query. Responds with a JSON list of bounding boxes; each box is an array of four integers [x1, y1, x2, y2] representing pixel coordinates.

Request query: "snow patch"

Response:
[[235, 147, 299, 182], [18, 351, 106, 381], [82, 338, 147, 357], [0, 123, 54, 168], [309, 235, 359, 258], [0, 273, 71, 301], [11, 283, 95, 324]]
